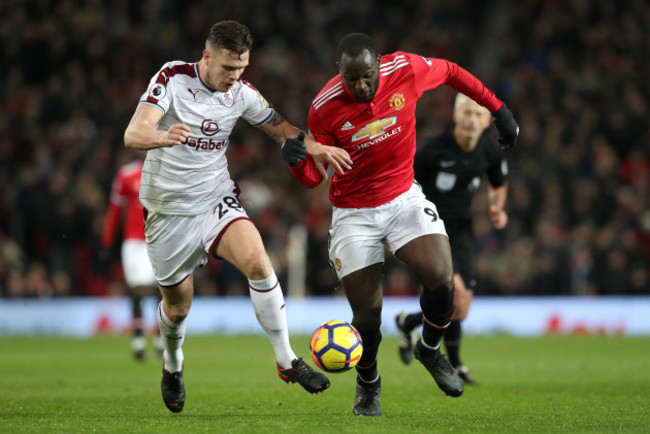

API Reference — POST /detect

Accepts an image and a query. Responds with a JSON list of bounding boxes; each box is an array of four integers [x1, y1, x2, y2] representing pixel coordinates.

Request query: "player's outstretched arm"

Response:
[[124, 103, 190, 150], [261, 112, 352, 180]]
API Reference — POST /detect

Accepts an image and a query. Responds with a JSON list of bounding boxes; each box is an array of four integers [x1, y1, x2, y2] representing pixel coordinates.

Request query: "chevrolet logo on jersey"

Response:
[[352, 117, 397, 141]]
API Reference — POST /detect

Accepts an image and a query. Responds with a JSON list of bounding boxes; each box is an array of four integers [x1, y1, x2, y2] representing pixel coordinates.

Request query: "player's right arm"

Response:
[[124, 103, 190, 150]]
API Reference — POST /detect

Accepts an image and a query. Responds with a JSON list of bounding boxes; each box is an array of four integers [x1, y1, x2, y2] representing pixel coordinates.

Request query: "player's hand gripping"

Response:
[[491, 103, 519, 151], [304, 136, 352, 180], [282, 132, 308, 166]]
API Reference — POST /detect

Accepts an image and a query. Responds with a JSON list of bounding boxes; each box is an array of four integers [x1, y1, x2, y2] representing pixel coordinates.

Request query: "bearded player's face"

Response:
[[339, 50, 380, 103]]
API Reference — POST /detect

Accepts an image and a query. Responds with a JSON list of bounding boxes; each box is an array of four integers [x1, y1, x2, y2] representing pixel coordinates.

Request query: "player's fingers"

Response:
[[331, 148, 353, 168], [327, 158, 345, 175], [327, 154, 351, 172]]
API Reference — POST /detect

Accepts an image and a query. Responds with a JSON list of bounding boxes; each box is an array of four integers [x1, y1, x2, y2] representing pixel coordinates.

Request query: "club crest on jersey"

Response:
[[149, 83, 166, 100], [201, 119, 220, 136], [389, 93, 405, 111], [220, 91, 234, 107]]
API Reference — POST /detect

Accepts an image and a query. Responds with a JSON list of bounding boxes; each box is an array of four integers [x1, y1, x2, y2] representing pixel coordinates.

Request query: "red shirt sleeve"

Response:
[[101, 201, 122, 248], [288, 155, 325, 189], [409, 53, 503, 112]]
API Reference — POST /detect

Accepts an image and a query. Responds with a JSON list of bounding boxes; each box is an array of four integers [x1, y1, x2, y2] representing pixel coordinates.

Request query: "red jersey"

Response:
[[291, 52, 503, 208], [101, 160, 146, 246]]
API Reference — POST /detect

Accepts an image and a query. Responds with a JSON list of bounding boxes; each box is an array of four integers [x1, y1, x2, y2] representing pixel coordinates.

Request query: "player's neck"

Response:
[[197, 60, 217, 92]]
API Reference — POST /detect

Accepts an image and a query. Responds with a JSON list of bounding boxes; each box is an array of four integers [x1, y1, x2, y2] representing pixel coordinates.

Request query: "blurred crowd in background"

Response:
[[0, 0, 648, 299]]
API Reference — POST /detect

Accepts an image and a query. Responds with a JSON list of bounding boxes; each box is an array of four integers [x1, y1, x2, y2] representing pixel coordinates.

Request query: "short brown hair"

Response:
[[206, 20, 253, 57]]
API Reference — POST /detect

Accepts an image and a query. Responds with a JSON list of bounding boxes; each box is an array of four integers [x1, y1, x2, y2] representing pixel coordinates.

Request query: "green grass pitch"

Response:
[[2, 334, 649, 432]]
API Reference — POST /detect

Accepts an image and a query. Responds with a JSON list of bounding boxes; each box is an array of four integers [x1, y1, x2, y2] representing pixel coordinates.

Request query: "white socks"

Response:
[[157, 302, 186, 373], [249, 272, 296, 368]]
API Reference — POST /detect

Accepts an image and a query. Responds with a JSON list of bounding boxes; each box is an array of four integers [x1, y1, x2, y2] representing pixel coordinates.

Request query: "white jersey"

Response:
[[138, 61, 275, 215]]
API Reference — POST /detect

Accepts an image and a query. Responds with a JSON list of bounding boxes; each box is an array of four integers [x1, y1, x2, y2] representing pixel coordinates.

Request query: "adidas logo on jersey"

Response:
[[340, 121, 355, 131]]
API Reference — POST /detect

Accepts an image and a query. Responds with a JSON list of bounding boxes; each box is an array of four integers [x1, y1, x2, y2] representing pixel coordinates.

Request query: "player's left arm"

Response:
[[260, 111, 352, 179], [417, 55, 519, 151]]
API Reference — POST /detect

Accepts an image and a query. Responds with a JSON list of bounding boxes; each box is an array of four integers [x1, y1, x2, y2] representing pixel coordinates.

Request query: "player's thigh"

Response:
[[328, 206, 385, 281], [386, 188, 451, 280], [145, 212, 208, 287], [385, 184, 448, 254], [394, 233, 453, 286], [213, 218, 272, 278]]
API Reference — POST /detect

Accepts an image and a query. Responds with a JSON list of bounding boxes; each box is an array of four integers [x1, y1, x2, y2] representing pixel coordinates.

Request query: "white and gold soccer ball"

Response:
[[309, 320, 363, 373]]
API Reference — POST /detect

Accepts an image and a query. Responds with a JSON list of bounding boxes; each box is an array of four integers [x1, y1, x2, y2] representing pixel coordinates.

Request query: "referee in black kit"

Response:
[[396, 92, 511, 385]]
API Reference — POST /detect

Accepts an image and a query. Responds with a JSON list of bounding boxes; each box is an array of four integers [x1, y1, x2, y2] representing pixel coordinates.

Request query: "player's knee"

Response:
[[240, 248, 271, 280], [423, 271, 454, 296], [165, 302, 191, 323]]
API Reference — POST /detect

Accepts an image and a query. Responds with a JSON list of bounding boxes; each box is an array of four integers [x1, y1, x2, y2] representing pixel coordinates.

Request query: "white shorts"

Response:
[[144, 191, 251, 286], [328, 182, 447, 279], [121, 239, 156, 287]]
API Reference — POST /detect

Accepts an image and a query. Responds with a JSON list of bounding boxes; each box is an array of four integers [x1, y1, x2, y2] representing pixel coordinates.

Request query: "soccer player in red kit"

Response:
[[102, 156, 163, 360], [282, 33, 518, 416]]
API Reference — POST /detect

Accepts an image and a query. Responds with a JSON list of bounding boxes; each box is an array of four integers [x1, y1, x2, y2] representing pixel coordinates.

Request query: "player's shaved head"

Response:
[[206, 20, 253, 59], [336, 33, 377, 64]]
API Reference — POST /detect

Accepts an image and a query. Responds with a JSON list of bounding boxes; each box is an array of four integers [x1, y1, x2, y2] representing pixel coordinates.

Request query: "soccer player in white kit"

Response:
[[124, 20, 352, 413]]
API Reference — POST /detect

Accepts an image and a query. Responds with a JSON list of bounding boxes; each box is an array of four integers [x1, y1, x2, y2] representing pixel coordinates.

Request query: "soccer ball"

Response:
[[309, 320, 363, 373]]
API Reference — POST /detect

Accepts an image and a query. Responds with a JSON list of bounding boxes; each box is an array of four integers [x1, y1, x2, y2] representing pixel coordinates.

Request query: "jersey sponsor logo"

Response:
[[389, 93, 405, 111], [352, 117, 397, 141], [185, 136, 228, 151], [440, 160, 456, 168], [149, 83, 166, 100], [340, 121, 355, 131], [201, 119, 220, 136], [351, 116, 400, 150]]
